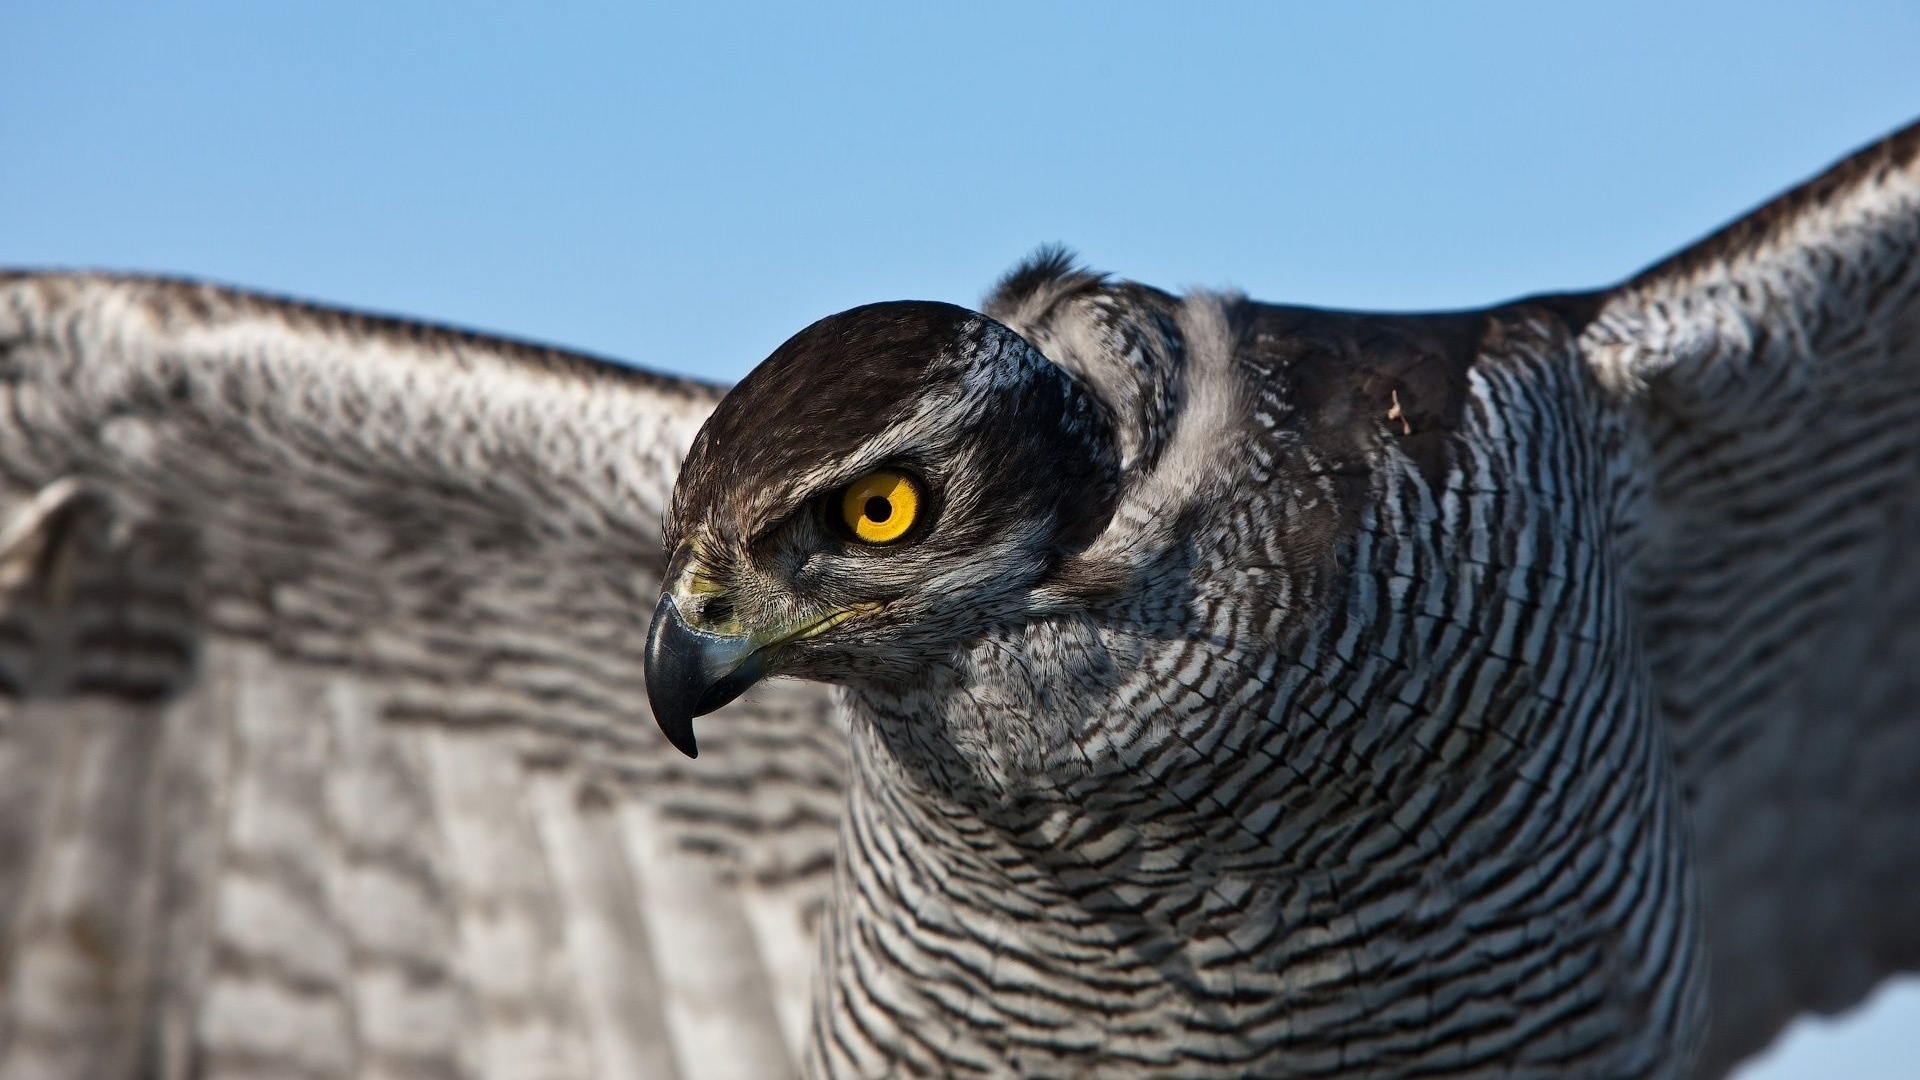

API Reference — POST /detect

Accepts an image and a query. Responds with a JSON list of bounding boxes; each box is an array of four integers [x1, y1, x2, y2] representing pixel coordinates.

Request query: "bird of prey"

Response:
[[0, 119, 1913, 1080]]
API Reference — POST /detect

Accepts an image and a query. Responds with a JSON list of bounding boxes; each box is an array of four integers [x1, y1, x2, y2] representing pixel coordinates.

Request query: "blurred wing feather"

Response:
[[1581, 122, 1920, 1076], [0, 273, 843, 1080]]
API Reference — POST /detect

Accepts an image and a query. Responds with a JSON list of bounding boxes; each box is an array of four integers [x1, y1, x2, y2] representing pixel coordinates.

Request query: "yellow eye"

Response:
[[839, 470, 921, 544]]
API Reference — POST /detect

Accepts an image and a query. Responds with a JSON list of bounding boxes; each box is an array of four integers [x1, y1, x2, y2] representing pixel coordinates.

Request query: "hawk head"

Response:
[[644, 301, 1121, 756]]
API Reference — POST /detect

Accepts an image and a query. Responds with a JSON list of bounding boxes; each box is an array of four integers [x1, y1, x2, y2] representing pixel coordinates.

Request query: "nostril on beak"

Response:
[[699, 595, 734, 625]]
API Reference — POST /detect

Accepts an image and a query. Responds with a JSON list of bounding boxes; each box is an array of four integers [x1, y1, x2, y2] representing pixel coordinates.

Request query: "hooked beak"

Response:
[[643, 594, 772, 758]]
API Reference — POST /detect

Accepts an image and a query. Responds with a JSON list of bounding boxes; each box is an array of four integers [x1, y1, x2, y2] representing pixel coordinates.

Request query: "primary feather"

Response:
[[0, 119, 1914, 1079]]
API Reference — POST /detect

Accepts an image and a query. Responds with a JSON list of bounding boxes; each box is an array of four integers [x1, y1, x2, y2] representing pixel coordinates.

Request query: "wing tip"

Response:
[[1620, 116, 1920, 294]]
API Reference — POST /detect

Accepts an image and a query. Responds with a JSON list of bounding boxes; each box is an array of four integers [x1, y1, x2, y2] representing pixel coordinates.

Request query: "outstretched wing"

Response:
[[1581, 122, 1920, 1076], [0, 273, 844, 1080]]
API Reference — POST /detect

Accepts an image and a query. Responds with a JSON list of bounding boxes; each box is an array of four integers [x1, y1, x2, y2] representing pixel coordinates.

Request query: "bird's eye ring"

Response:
[[838, 469, 921, 544]]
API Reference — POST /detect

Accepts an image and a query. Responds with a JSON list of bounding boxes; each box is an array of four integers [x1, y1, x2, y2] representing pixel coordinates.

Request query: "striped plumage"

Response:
[[0, 120, 1914, 1079], [660, 274, 1696, 1079]]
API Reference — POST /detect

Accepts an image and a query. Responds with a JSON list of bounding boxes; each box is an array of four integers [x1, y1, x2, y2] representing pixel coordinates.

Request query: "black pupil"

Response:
[[864, 495, 893, 523]]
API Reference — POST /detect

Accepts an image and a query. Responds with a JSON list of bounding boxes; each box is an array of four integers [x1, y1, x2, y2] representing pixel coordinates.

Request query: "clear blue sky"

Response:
[[3, 3, 1915, 1075]]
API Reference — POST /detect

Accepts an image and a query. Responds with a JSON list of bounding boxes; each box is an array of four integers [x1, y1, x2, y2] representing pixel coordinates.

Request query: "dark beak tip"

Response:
[[644, 596, 704, 758], [651, 704, 701, 759], [644, 593, 770, 760]]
